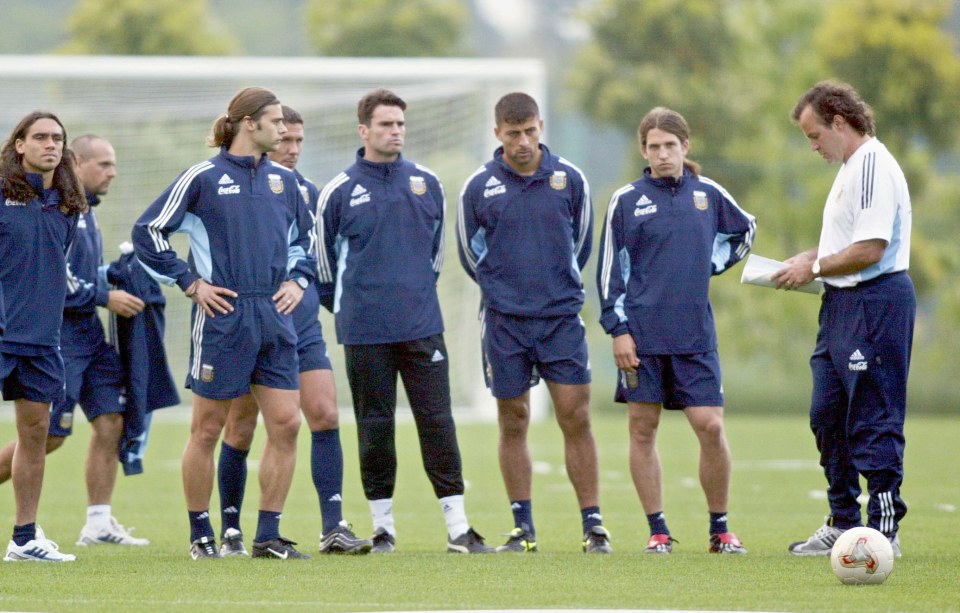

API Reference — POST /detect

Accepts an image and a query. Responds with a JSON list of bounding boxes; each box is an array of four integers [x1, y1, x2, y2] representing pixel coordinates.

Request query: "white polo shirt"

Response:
[[817, 137, 911, 288]]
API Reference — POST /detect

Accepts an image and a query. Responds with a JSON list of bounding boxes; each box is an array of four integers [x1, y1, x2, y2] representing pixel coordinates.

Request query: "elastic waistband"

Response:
[[824, 270, 907, 293], [232, 290, 276, 299]]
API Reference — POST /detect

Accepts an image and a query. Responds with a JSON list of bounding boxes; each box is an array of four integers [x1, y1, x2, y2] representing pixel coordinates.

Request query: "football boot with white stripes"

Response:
[[788, 517, 844, 556], [77, 517, 149, 546], [447, 527, 495, 553], [319, 522, 372, 554], [190, 536, 222, 560], [5, 526, 76, 562]]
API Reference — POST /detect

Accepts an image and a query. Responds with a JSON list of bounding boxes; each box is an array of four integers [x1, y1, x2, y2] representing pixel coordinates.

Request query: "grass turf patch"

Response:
[[0, 411, 957, 612]]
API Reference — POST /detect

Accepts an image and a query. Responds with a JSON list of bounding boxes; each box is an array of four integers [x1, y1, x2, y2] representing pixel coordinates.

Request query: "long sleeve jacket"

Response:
[[316, 150, 445, 345], [457, 145, 593, 317], [133, 147, 316, 296], [596, 168, 755, 354]]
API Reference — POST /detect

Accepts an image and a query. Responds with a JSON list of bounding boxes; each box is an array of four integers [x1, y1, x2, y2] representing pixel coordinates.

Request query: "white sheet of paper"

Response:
[[740, 254, 823, 295]]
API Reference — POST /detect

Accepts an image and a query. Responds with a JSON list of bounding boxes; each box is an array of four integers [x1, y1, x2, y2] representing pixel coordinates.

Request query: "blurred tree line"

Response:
[[569, 0, 960, 411], [55, 0, 960, 411]]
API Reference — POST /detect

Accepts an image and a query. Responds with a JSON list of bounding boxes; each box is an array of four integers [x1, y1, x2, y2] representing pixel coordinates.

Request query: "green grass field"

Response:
[[0, 410, 957, 612]]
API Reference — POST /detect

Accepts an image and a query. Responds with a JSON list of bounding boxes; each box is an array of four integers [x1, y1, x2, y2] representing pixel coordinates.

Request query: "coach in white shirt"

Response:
[[773, 80, 914, 558]]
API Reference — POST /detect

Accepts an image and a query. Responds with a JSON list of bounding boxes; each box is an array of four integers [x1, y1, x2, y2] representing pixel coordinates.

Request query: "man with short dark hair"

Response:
[[774, 80, 914, 557], [1, 111, 86, 561], [457, 92, 609, 553], [317, 88, 493, 554], [0, 134, 149, 547], [217, 105, 371, 556]]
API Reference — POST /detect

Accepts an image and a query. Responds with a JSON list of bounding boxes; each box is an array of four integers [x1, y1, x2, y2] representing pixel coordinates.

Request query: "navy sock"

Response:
[[217, 443, 248, 536], [647, 512, 670, 536], [581, 506, 603, 534], [510, 500, 535, 537], [188, 510, 214, 543], [12, 523, 36, 547], [255, 510, 282, 543], [312, 429, 344, 534], [710, 512, 728, 535]]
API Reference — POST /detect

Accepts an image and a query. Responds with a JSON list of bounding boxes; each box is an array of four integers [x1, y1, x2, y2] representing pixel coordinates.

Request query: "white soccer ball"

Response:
[[830, 526, 895, 585]]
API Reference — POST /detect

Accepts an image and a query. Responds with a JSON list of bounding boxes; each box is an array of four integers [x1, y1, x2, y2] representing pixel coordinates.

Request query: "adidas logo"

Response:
[[431, 350, 445, 363], [587, 513, 603, 521], [638, 194, 652, 205], [197, 511, 209, 520], [485, 176, 502, 187], [351, 184, 367, 197], [218, 173, 234, 185], [223, 506, 239, 514], [849, 349, 865, 361], [328, 494, 342, 502], [511, 502, 521, 510]]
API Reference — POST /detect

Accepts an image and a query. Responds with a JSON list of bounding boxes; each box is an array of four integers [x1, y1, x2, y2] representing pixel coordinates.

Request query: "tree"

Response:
[[816, 0, 960, 156], [61, 0, 237, 55], [305, 0, 467, 57]]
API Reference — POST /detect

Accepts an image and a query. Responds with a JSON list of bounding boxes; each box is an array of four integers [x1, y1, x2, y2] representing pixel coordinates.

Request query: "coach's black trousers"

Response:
[[344, 334, 464, 501]]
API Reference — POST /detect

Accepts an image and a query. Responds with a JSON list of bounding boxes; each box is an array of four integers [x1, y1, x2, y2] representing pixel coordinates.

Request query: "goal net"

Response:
[[0, 55, 546, 421]]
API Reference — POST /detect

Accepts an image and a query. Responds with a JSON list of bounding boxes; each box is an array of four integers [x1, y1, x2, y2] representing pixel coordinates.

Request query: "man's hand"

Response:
[[273, 280, 305, 315], [106, 290, 145, 318], [613, 333, 640, 371], [185, 279, 237, 317], [772, 249, 817, 291]]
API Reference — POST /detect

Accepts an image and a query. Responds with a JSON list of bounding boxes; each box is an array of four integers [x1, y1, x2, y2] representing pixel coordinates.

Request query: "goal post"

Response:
[[0, 55, 548, 421]]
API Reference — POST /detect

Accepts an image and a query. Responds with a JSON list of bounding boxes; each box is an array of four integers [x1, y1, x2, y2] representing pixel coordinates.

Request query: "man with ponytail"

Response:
[[133, 88, 317, 560], [596, 107, 756, 555], [1, 111, 86, 562]]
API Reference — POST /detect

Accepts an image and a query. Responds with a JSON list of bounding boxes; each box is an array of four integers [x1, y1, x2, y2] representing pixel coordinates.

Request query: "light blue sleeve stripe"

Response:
[[179, 213, 213, 281]]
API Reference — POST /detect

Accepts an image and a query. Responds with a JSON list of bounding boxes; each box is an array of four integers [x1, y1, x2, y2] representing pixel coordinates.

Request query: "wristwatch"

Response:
[[811, 259, 822, 276], [294, 277, 308, 290]]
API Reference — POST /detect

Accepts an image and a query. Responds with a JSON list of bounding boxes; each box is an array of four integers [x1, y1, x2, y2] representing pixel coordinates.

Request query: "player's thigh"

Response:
[[48, 352, 89, 437], [397, 334, 451, 416], [223, 392, 259, 449], [343, 343, 399, 419], [77, 343, 125, 423], [187, 305, 261, 400], [250, 302, 300, 393], [483, 309, 536, 400], [250, 385, 301, 437], [663, 352, 723, 410]]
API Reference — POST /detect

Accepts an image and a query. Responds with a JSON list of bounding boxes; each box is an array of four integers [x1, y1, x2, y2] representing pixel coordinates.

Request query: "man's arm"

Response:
[[315, 173, 348, 311], [569, 163, 593, 271], [772, 240, 886, 289], [456, 169, 485, 283], [709, 180, 756, 275], [595, 188, 630, 338]]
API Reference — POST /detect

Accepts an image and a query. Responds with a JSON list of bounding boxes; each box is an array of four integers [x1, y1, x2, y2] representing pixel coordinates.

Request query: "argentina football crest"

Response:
[[268, 174, 284, 194], [550, 171, 567, 190], [693, 190, 708, 210], [410, 176, 426, 195]]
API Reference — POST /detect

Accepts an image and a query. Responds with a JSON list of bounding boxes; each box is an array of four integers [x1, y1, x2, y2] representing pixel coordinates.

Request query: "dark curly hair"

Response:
[[791, 80, 875, 137], [0, 111, 86, 215]]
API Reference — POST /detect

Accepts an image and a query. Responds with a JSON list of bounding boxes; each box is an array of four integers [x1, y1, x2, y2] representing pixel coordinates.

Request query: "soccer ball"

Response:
[[830, 527, 895, 585]]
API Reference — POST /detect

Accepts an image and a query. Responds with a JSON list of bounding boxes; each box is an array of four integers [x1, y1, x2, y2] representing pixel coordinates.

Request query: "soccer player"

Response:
[[596, 107, 755, 555], [0, 134, 149, 546], [133, 87, 317, 560], [217, 105, 371, 556], [317, 88, 493, 554], [773, 81, 914, 557], [457, 93, 610, 554], [1, 111, 86, 561]]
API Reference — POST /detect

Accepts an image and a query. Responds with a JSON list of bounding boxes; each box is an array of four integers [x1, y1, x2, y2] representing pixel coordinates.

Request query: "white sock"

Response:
[[439, 494, 468, 540], [369, 498, 395, 537], [86, 505, 111, 531]]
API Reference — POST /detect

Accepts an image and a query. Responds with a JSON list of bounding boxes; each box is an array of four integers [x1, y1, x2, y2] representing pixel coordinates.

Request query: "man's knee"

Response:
[[45, 435, 66, 454], [91, 412, 123, 443], [498, 397, 530, 440], [265, 406, 302, 445], [223, 412, 258, 449]]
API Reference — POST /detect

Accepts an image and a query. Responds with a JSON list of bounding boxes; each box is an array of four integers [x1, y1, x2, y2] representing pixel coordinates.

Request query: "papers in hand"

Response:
[[740, 254, 823, 295]]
